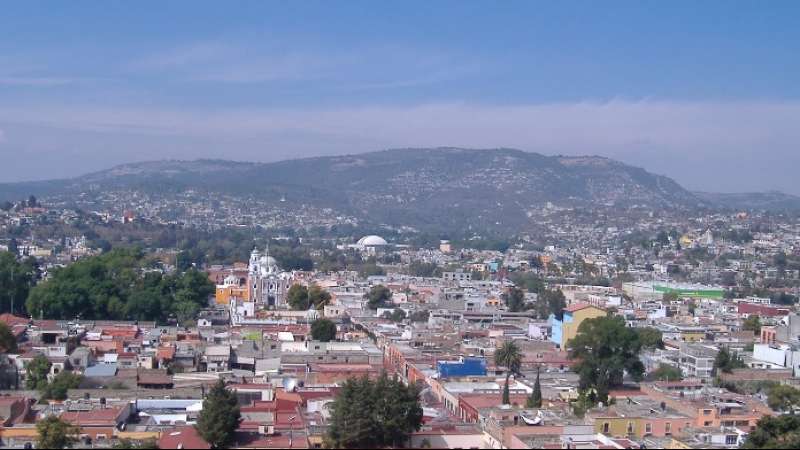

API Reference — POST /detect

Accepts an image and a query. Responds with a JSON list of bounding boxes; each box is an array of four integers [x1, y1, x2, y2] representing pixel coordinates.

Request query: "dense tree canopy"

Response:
[[511, 272, 546, 295], [358, 260, 386, 278], [196, 380, 241, 449], [0, 251, 37, 315], [637, 327, 665, 350], [743, 315, 762, 334], [40, 371, 83, 401], [568, 317, 661, 404], [537, 289, 567, 320], [325, 373, 423, 448], [502, 287, 526, 312], [287, 283, 331, 310], [383, 309, 406, 322], [714, 347, 747, 375], [311, 318, 337, 342], [768, 385, 800, 413], [36, 415, 77, 449], [407, 261, 440, 277], [25, 248, 213, 323], [743, 415, 800, 449], [647, 364, 683, 382], [365, 284, 393, 309], [26, 354, 51, 390]]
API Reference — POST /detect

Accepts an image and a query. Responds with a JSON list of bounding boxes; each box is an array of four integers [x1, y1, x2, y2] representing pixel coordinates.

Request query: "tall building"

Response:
[[248, 247, 292, 308]]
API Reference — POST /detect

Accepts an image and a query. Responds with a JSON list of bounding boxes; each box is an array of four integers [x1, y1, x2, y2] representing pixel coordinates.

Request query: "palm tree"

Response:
[[495, 340, 522, 405]]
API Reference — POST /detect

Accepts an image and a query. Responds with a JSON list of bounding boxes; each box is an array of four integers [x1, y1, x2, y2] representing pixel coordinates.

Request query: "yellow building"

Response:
[[551, 303, 607, 348], [215, 274, 250, 305]]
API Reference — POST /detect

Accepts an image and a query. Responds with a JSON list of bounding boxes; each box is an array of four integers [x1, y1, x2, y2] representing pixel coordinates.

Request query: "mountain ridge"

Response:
[[1, 148, 796, 233]]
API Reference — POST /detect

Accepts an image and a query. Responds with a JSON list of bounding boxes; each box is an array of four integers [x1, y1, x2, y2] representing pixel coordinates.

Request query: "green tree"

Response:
[[768, 385, 800, 413], [325, 373, 423, 448], [358, 262, 385, 278], [36, 415, 77, 449], [382, 309, 406, 322], [537, 289, 566, 320], [743, 315, 762, 334], [175, 250, 193, 272], [742, 415, 800, 449], [648, 364, 683, 382], [40, 371, 83, 401], [365, 285, 392, 309], [495, 340, 522, 405], [511, 273, 545, 294], [0, 322, 17, 353], [308, 284, 332, 309], [0, 251, 36, 315], [174, 300, 201, 327], [637, 327, 665, 350], [311, 318, 337, 342], [196, 380, 241, 449], [408, 261, 440, 277], [568, 316, 658, 404], [527, 366, 542, 408], [287, 283, 310, 310], [503, 287, 526, 312], [25, 248, 213, 323], [25, 354, 51, 390], [714, 347, 746, 375]]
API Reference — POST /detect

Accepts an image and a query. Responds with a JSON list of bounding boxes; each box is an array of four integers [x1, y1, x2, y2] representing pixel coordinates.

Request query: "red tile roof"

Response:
[[565, 303, 604, 313], [156, 345, 176, 361], [61, 407, 124, 426], [0, 313, 28, 327], [158, 426, 210, 449]]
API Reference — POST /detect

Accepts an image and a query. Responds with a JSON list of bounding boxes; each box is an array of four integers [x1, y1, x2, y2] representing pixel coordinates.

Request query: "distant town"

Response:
[[0, 190, 798, 449]]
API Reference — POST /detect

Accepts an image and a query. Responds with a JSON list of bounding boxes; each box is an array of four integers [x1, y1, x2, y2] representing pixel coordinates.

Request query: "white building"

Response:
[[248, 248, 292, 308]]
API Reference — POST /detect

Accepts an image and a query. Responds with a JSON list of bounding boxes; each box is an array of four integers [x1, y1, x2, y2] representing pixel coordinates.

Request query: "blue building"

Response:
[[437, 357, 487, 378]]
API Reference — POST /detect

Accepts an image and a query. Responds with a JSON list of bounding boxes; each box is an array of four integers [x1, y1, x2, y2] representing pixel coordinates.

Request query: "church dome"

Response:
[[357, 235, 388, 246], [262, 256, 278, 267]]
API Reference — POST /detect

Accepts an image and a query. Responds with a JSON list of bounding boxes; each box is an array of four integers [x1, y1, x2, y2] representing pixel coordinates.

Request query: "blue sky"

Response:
[[1, 1, 799, 193]]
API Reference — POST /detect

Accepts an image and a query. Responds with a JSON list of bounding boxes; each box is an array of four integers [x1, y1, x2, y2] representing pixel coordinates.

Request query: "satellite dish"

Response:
[[283, 377, 298, 392]]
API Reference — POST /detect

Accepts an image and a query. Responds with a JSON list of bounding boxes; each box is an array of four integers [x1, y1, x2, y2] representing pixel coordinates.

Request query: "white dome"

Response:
[[262, 256, 278, 267], [357, 235, 388, 246]]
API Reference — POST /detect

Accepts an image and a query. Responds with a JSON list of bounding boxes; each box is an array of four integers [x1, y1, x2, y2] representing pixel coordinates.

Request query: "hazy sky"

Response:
[[1, 1, 799, 194]]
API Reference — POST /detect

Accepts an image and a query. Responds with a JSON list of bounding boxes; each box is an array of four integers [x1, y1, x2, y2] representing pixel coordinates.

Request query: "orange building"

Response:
[[215, 273, 250, 305]]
